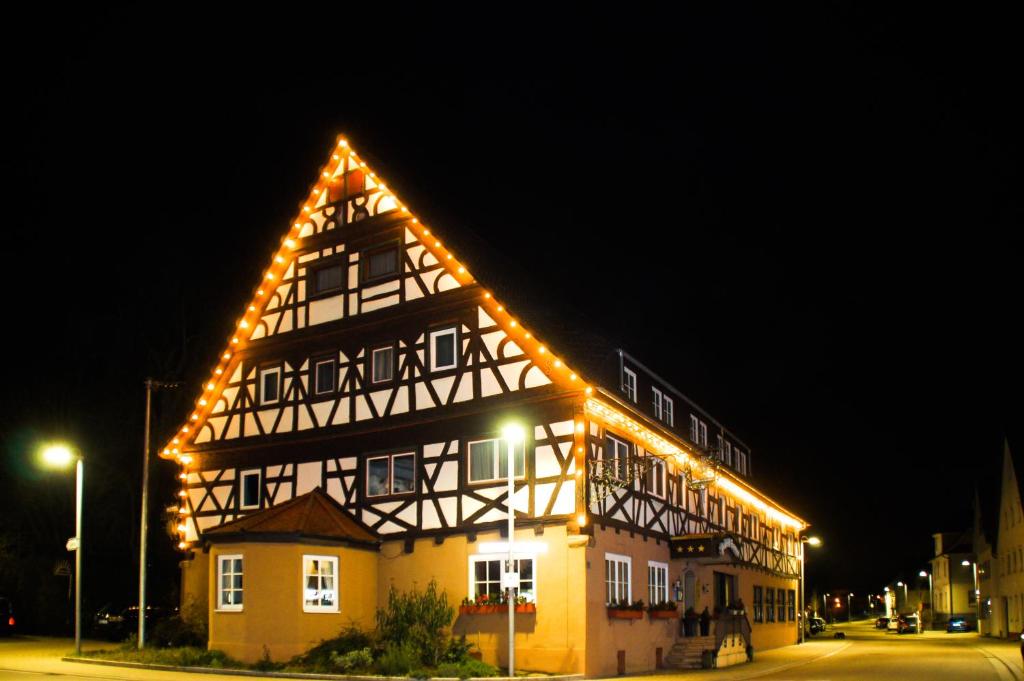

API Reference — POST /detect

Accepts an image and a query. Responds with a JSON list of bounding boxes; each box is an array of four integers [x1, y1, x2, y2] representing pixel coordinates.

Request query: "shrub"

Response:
[[329, 647, 374, 673], [436, 659, 500, 678], [150, 615, 205, 648], [376, 580, 454, 668], [442, 635, 474, 663], [291, 626, 375, 671], [377, 641, 419, 676], [253, 645, 283, 671]]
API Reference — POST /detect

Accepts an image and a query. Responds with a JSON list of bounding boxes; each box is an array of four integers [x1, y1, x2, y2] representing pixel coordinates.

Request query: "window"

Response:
[[362, 244, 399, 281], [736, 449, 747, 475], [240, 469, 261, 510], [302, 555, 338, 612], [366, 452, 415, 497], [605, 553, 631, 605], [623, 368, 637, 402], [645, 454, 665, 498], [314, 358, 336, 395], [603, 434, 631, 482], [371, 346, 394, 383], [724, 441, 733, 466], [312, 262, 344, 296], [753, 586, 763, 623], [766, 587, 776, 622], [259, 366, 281, 405], [648, 561, 669, 605], [716, 434, 723, 459], [652, 387, 663, 419], [689, 415, 707, 448], [787, 590, 796, 621], [469, 555, 535, 603], [777, 589, 786, 621], [663, 396, 674, 426], [429, 327, 458, 371], [468, 438, 525, 483], [217, 555, 243, 611]]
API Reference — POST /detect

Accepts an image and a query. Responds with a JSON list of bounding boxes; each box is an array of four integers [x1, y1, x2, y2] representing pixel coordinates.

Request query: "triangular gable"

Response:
[[160, 136, 594, 473]]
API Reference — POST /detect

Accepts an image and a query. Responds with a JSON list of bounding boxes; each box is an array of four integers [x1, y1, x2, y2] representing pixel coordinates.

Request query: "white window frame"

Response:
[[663, 396, 674, 426], [371, 346, 395, 384], [302, 554, 339, 613], [467, 438, 525, 484], [605, 553, 632, 605], [724, 441, 733, 466], [216, 554, 244, 612], [239, 469, 261, 510], [699, 421, 708, 448], [429, 327, 458, 372], [313, 358, 336, 395], [259, 366, 282, 405], [645, 454, 665, 498], [652, 387, 663, 419], [648, 560, 669, 606], [716, 434, 724, 460], [623, 368, 637, 403], [366, 452, 416, 497], [736, 449, 747, 475], [603, 433, 631, 482], [468, 554, 537, 603]]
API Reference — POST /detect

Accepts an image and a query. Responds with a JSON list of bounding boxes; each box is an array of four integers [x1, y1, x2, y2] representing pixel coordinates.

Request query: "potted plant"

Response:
[[459, 594, 536, 615], [607, 599, 645, 619], [648, 600, 678, 619]]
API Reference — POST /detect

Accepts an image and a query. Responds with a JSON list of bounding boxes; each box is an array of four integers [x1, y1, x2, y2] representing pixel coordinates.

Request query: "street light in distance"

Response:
[[40, 443, 84, 657]]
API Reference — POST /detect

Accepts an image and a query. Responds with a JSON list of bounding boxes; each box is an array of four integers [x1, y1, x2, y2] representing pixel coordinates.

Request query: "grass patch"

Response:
[[81, 646, 241, 669]]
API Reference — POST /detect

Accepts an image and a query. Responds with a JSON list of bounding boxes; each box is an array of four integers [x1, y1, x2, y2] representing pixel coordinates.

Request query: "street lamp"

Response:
[[962, 559, 980, 627], [799, 535, 821, 643], [501, 423, 525, 677], [848, 593, 854, 622], [824, 593, 830, 624], [919, 570, 933, 630], [41, 444, 84, 656], [897, 581, 907, 612]]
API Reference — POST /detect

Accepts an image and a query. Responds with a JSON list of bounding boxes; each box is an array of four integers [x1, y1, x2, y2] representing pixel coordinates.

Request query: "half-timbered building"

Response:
[[162, 136, 808, 674]]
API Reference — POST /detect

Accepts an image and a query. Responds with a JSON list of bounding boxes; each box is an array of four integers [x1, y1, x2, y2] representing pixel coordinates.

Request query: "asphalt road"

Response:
[[1, 623, 1022, 680]]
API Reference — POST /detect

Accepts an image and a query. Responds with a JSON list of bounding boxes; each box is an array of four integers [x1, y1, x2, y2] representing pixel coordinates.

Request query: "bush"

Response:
[[377, 641, 420, 676], [442, 635, 473, 663], [436, 659, 500, 678], [329, 647, 374, 673], [291, 626, 375, 671], [150, 615, 205, 648], [376, 580, 454, 668]]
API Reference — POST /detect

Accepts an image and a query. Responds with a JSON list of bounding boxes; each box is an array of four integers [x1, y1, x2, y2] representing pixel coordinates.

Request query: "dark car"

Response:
[[897, 614, 919, 634], [0, 597, 14, 636], [807, 617, 826, 635], [93, 604, 170, 641], [875, 616, 889, 629], [947, 617, 974, 633]]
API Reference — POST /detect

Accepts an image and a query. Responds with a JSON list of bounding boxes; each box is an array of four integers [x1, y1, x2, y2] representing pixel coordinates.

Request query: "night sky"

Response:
[[2, 4, 1020, 629]]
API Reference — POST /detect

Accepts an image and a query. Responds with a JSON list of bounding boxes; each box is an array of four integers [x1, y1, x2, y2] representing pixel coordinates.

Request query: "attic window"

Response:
[[429, 327, 458, 371], [362, 244, 399, 282], [240, 469, 261, 510], [259, 367, 281, 405], [312, 263, 344, 296]]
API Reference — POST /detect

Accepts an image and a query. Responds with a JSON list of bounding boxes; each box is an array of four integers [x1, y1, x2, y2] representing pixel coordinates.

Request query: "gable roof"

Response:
[[204, 487, 378, 548]]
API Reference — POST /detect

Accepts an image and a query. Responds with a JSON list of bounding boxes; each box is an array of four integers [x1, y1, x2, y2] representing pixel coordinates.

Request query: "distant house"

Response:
[[159, 137, 809, 674], [929, 532, 976, 626]]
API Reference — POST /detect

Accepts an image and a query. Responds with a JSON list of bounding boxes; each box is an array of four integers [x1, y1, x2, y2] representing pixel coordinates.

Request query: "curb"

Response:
[[62, 657, 583, 681]]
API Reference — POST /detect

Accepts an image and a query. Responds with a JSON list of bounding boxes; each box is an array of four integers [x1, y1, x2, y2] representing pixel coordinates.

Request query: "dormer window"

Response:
[[663, 396, 674, 426], [362, 244, 399, 282], [652, 387, 663, 419], [623, 368, 637, 403]]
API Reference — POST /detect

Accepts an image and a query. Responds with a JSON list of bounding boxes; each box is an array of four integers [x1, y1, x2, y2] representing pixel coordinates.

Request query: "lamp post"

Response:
[[502, 424, 525, 677], [823, 593, 829, 624], [963, 559, 980, 626], [42, 444, 84, 656], [799, 536, 821, 643], [919, 570, 933, 630], [848, 593, 854, 622]]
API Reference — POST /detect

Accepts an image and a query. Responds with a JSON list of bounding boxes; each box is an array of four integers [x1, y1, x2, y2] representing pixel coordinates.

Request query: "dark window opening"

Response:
[[313, 264, 344, 295], [363, 246, 399, 281]]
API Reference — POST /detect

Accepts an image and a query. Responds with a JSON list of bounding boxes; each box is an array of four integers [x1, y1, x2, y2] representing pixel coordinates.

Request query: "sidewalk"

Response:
[[620, 639, 850, 681], [974, 638, 1024, 681]]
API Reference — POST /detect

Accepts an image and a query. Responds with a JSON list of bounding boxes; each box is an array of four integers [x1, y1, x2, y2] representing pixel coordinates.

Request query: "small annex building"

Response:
[[164, 136, 810, 675]]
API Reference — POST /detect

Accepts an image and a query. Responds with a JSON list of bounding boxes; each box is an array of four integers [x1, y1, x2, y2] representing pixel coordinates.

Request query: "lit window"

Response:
[[259, 366, 281, 405], [469, 555, 535, 603], [312, 263, 344, 296], [603, 434, 631, 482], [366, 453, 415, 497], [239, 469, 261, 510], [605, 553, 631, 605], [648, 561, 669, 606], [652, 387, 663, 419], [314, 358, 336, 395], [623, 368, 637, 403], [302, 555, 338, 612], [371, 346, 394, 383], [663, 396, 674, 426], [363, 245, 399, 281], [217, 555, 243, 611], [429, 327, 458, 371], [468, 439, 525, 483]]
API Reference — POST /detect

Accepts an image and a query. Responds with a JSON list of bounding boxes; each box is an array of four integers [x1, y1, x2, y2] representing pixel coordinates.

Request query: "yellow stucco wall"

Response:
[[180, 550, 209, 624], [377, 526, 588, 674], [207, 542, 378, 663]]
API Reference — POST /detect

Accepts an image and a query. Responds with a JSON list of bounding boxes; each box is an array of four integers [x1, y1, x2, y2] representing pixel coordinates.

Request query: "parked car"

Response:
[[897, 614, 919, 634], [887, 614, 901, 631], [93, 604, 170, 641], [0, 597, 14, 636], [807, 617, 826, 635], [947, 616, 974, 633], [875, 616, 889, 629]]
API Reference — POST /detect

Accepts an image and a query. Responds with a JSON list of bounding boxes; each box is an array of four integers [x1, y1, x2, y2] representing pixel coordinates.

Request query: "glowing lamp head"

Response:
[[576, 513, 587, 527], [41, 444, 74, 468], [805, 536, 822, 547], [884, 586, 890, 592], [896, 581, 904, 587], [502, 424, 525, 445], [961, 560, 971, 566], [919, 570, 928, 577]]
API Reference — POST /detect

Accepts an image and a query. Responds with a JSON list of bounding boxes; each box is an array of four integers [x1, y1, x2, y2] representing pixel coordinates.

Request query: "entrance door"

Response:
[[714, 571, 737, 611], [684, 570, 696, 611]]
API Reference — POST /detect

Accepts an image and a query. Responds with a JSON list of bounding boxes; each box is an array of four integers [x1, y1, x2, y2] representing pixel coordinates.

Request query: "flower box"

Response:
[[607, 608, 644, 620], [460, 603, 536, 615], [648, 609, 679, 619]]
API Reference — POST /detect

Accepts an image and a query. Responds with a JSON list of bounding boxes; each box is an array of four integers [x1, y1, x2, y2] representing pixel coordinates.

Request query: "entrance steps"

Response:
[[663, 635, 714, 669]]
